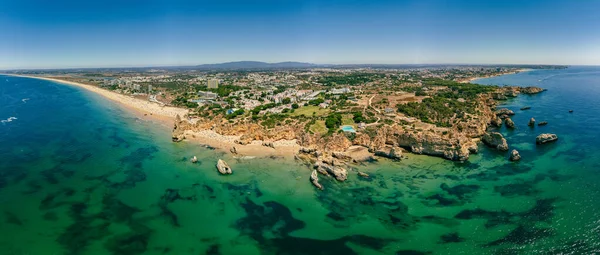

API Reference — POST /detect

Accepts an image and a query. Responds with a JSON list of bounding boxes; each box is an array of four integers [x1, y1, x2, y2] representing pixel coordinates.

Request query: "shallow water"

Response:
[[1, 68, 600, 254]]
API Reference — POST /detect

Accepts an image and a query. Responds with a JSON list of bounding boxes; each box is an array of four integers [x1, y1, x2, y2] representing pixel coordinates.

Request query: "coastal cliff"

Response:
[[172, 86, 544, 162]]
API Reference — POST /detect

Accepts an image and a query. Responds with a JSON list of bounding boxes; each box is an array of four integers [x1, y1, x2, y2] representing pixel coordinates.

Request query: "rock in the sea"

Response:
[[520, 106, 531, 110], [358, 171, 369, 178], [536, 134, 558, 144], [528, 118, 536, 127], [314, 161, 347, 181], [538, 121, 548, 126], [496, 108, 515, 117], [191, 156, 198, 163], [482, 132, 509, 151], [490, 117, 503, 127], [505, 118, 515, 129], [569, 110, 574, 113], [310, 170, 323, 190], [216, 159, 232, 175], [492, 93, 508, 100], [509, 149, 521, 161], [520, 86, 546, 94], [230, 146, 238, 154]]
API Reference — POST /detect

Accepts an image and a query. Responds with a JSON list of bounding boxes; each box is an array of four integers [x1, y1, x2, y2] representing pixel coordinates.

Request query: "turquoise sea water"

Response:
[[1, 68, 600, 254]]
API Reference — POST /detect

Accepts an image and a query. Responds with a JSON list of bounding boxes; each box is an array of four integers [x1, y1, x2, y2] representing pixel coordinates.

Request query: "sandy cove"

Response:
[[5, 74, 301, 158], [184, 130, 301, 159]]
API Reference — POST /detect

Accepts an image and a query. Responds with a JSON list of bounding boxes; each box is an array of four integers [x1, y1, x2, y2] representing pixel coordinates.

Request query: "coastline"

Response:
[[2, 74, 188, 128], [2, 74, 302, 158], [459, 68, 534, 83]]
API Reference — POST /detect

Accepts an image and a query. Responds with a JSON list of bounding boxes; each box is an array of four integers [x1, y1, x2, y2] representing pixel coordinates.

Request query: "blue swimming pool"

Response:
[[340, 125, 356, 133]]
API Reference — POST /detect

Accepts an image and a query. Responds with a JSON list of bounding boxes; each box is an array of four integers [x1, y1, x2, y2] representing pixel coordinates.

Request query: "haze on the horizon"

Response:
[[1, 0, 600, 69]]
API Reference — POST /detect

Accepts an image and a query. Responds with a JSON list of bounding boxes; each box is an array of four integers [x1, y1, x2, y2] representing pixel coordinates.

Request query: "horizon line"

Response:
[[0, 61, 583, 71]]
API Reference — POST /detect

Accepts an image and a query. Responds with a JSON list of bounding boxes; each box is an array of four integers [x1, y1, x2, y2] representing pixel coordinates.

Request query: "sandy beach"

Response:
[[184, 130, 301, 159], [5, 74, 188, 127]]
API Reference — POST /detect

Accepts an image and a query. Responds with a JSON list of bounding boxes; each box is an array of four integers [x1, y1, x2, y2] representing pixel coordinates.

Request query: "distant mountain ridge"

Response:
[[195, 61, 316, 70]]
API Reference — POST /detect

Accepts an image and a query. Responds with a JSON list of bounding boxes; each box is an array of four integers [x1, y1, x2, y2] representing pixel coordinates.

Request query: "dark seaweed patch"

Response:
[[440, 183, 479, 200], [104, 224, 151, 255], [454, 198, 558, 229], [43, 211, 59, 221], [396, 250, 432, 255], [486, 225, 554, 246], [424, 194, 461, 206], [234, 197, 393, 254], [4, 211, 23, 226], [205, 244, 221, 255], [494, 182, 539, 197], [439, 232, 465, 243]]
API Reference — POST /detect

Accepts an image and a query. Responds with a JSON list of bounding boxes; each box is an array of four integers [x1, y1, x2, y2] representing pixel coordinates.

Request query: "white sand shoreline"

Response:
[[3, 74, 188, 126]]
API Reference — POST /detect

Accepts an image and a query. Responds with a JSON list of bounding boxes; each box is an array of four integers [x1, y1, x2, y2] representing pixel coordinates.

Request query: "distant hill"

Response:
[[195, 61, 316, 70]]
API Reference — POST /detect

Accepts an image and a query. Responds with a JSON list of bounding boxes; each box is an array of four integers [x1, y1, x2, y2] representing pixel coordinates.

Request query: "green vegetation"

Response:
[[308, 120, 328, 135], [318, 73, 385, 86], [225, 109, 245, 119], [290, 105, 329, 117], [291, 103, 299, 109], [325, 112, 343, 131], [171, 97, 198, 108], [282, 97, 291, 104]]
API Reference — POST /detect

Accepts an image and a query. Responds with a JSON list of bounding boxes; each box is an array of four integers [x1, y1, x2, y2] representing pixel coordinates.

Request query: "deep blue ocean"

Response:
[[1, 67, 600, 254]]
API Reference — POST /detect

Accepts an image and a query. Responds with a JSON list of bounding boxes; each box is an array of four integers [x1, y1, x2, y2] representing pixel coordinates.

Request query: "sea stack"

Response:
[[509, 149, 521, 161], [216, 159, 232, 174], [536, 134, 559, 144], [505, 118, 515, 129], [482, 132, 509, 151], [528, 118, 536, 127]]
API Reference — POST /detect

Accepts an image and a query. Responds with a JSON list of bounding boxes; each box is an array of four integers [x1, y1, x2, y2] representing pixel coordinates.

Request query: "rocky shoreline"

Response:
[[173, 85, 555, 189]]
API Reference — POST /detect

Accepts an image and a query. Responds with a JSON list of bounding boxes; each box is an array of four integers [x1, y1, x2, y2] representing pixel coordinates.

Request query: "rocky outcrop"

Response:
[[482, 132, 509, 151], [314, 161, 347, 181], [492, 93, 507, 100], [509, 149, 521, 161], [538, 121, 548, 126], [490, 117, 503, 127], [505, 118, 515, 129], [528, 118, 536, 127], [358, 171, 369, 178], [352, 133, 372, 147], [172, 115, 188, 142], [520, 86, 546, 94], [374, 145, 402, 160], [536, 134, 558, 144], [520, 106, 531, 110], [332, 151, 352, 161], [496, 108, 515, 117], [262, 141, 275, 148], [309, 170, 323, 190], [191, 156, 198, 163], [216, 159, 232, 175], [230, 146, 238, 154]]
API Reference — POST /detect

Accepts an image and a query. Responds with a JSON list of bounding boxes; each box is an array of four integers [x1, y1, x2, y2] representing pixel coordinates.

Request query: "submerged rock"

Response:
[[482, 132, 509, 151], [509, 149, 521, 161], [520, 106, 531, 110], [216, 159, 232, 175], [358, 171, 369, 178], [309, 170, 323, 190], [538, 121, 548, 126], [569, 110, 574, 113], [536, 134, 558, 144], [528, 118, 536, 127], [505, 118, 515, 129]]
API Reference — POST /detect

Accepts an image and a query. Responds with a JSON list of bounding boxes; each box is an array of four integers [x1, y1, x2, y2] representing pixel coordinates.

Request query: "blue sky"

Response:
[[1, 0, 600, 69]]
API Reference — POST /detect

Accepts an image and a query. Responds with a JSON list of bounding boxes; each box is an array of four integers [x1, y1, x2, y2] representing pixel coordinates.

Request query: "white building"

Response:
[[208, 79, 219, 89]]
